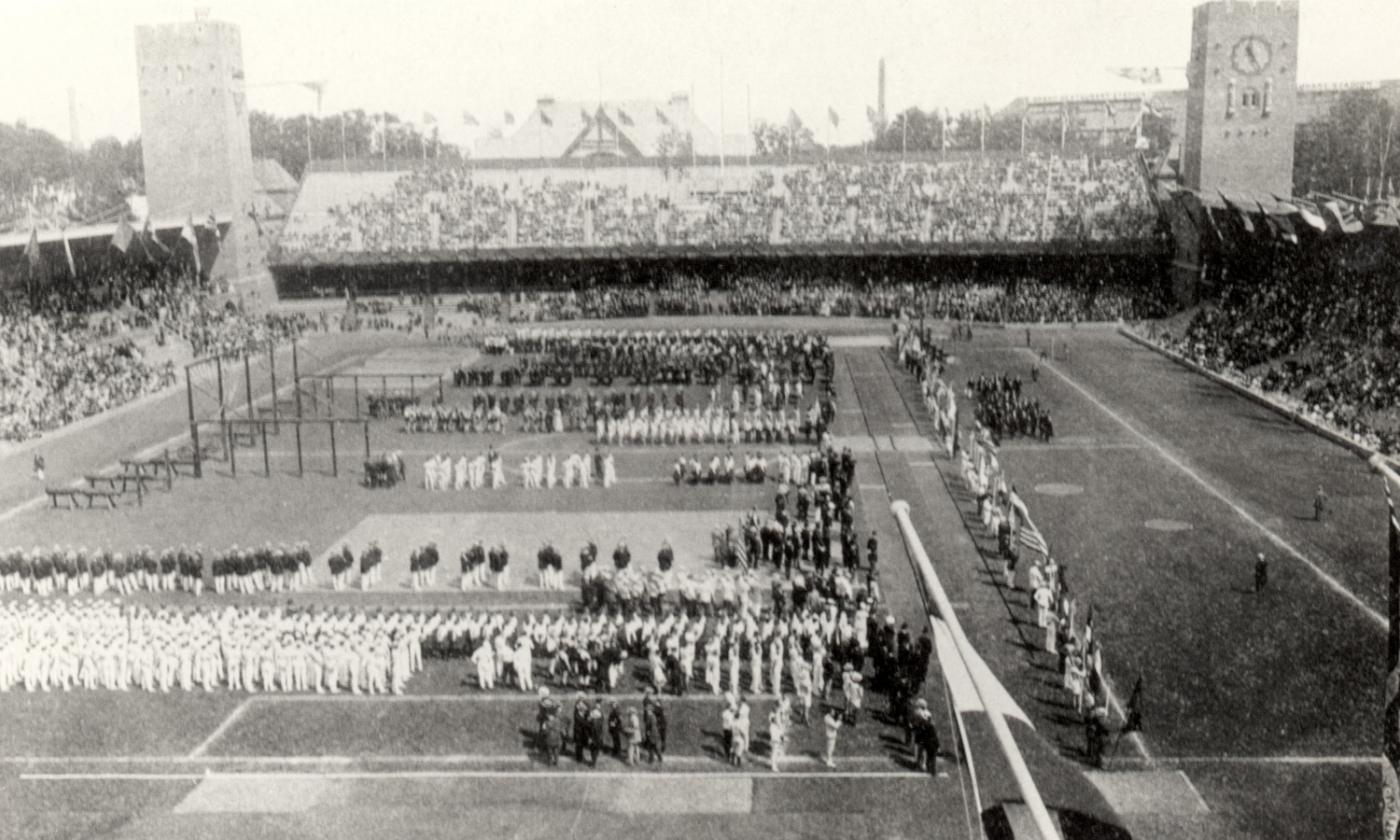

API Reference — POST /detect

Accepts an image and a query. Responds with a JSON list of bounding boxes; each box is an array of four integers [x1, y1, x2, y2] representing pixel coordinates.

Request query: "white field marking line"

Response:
[[4, 752, 894, 767], [1031, 350, 1386, 630], [246, 691, 783, 703], [20, 768, 919, 782], [1115, 755, 1383, 766], [0, 354, 364, 525], [1175, 770, 1212, 814], [994, 442, 1141, 452], [187, 697, 253, 758]]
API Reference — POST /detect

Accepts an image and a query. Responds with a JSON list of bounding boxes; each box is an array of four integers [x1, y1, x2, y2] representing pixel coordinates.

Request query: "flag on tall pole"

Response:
[[180, 215, 201, 276], [23, 227, 41, 270], [142, 217, 170, 259], [61, 227, 77, 278], [110, 217, 135, 253]]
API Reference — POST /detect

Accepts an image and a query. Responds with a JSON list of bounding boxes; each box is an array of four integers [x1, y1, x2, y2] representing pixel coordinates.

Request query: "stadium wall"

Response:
[[270, 251, 1166, 299], [1120, 326, 1399, 470]]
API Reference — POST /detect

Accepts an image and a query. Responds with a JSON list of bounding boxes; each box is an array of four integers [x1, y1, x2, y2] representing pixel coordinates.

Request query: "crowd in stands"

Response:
[[1157, 250, 1400, 455], [0, 309, 176, 443], [436, 271, 1165, 326], [0, 257, 324, 442], [279, 155, 1156, 254]]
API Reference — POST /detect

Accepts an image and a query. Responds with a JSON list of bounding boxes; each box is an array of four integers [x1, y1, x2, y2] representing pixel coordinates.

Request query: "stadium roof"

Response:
[[0, 214, 231, 253]]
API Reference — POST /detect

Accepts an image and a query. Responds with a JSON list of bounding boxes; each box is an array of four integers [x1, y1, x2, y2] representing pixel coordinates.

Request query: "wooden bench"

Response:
[[46, 488, 121, 509], [80, 489, 121, 509], [46, 488, 82, 509], [85, 473, 155, 498]]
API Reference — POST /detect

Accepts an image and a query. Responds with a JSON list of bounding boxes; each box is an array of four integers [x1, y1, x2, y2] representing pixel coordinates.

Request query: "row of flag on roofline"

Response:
[[1184, 189, 1399, 248], [459, 106, 859, 131], [20, 213, 220, 279]]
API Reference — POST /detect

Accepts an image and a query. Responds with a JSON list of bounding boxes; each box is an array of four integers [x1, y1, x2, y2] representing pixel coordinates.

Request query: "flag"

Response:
[[23, 228, 41, 269], [1256, 201, 1297, 244], [61, 228, 77, 278], [866, 105, 878, 124], [142, 218, 170, 257], [1111, 67, 1163, 84], [540, 110, 553, 127], [1018, 518, 1050, 557], [1367, 201, 1400, 228], [1321, 197, 1364, 234], [422, 112, 437, 125], [504, 110, 515, 125], [462, 110, 478, 126], [828, 106, 839, 128], [1218, 191, 1255, 234], [205, 212, 220, 242], [1282, 195, 1329, 232], [111, 217, 135, 253], [1104, 101, 1116, 118], [180, 215, 201, 275]]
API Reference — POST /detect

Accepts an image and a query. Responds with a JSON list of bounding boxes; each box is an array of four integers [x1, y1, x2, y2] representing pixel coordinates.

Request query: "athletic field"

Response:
[[0, 318, 1381, 840]]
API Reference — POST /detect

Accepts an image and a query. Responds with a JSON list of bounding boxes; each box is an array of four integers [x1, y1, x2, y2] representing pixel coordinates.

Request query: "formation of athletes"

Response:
[[4, 326, 956, 774]]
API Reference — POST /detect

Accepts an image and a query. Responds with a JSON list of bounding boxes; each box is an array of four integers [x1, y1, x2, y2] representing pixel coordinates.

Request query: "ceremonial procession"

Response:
[[1, 2, 1391, 838]]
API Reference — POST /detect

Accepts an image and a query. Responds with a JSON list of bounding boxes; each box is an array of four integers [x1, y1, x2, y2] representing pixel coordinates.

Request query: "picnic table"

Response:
[[46, 487, 121, 510]]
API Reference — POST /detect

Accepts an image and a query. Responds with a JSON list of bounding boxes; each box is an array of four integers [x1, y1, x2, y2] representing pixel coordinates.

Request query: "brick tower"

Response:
[[1182, 0, 1299, 197], [135, 14, 263, 292]]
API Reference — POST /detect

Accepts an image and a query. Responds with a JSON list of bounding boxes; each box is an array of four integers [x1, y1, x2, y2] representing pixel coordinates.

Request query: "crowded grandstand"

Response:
[[0, 3, 1396, 840]]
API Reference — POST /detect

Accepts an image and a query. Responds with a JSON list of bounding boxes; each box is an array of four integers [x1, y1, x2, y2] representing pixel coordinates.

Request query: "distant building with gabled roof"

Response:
[[475, 93, 751, 160]]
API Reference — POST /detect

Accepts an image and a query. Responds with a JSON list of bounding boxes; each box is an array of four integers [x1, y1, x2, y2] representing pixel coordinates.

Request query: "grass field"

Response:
[[0, 320, 1385, 840]]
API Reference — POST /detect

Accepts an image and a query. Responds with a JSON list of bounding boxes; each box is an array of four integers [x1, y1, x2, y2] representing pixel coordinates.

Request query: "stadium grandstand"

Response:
[[0, 2, 1396, 840]]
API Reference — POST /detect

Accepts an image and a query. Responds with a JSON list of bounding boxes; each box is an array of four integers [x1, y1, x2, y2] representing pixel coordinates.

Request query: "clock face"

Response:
[[1231, 36, 1273, 75]]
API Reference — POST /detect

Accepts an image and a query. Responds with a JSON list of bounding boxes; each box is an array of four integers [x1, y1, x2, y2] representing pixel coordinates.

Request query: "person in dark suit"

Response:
[[572, 696, 591, 763], [588, 700, 607, 767]]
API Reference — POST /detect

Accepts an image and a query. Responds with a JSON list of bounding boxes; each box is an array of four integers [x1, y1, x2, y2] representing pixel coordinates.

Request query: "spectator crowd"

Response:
[[279, 154, 1157, 254], [1156, 245, 1400, 456]]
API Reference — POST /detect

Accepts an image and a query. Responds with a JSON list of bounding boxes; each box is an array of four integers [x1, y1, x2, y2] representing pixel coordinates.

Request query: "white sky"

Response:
[[4, 0, 1399, 150]]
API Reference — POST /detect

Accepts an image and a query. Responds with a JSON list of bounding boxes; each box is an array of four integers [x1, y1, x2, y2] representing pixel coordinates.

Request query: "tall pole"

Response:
[[1021, 113, 1027, 155], [690, 82, 698, 170], [185, 366, 202, 478], [891, 501, 1062, 840], [746, 84, 752, 169], [243, 354, 254, 423], [719, 55, 726, 181], [216, 358, 227, 460], [268, 342, 279, 434], [340, 113, 347, 170], [306, 113, 313, 169], [292, 341, 302, 418]]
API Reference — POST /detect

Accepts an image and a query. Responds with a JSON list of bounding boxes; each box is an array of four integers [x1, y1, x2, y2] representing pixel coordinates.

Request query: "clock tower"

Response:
[[1182, 0, 1299, 197]]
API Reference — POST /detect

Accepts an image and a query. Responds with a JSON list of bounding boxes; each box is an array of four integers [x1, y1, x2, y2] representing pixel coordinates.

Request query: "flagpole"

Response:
[[306, 114, 313, 170], [340, 113, 347, 170], [1020, 113, 1027, 155], [690, 82, 698, 171], [745, 85, 752, 168], [719, 56, 726, 182]]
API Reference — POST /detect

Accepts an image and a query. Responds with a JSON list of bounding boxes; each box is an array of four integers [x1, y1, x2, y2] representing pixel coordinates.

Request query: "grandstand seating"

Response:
[[276, 155, 1158, 256]]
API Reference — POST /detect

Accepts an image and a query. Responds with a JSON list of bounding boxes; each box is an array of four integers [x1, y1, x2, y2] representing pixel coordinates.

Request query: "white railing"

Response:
[[891, 499, 1061, 840]]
